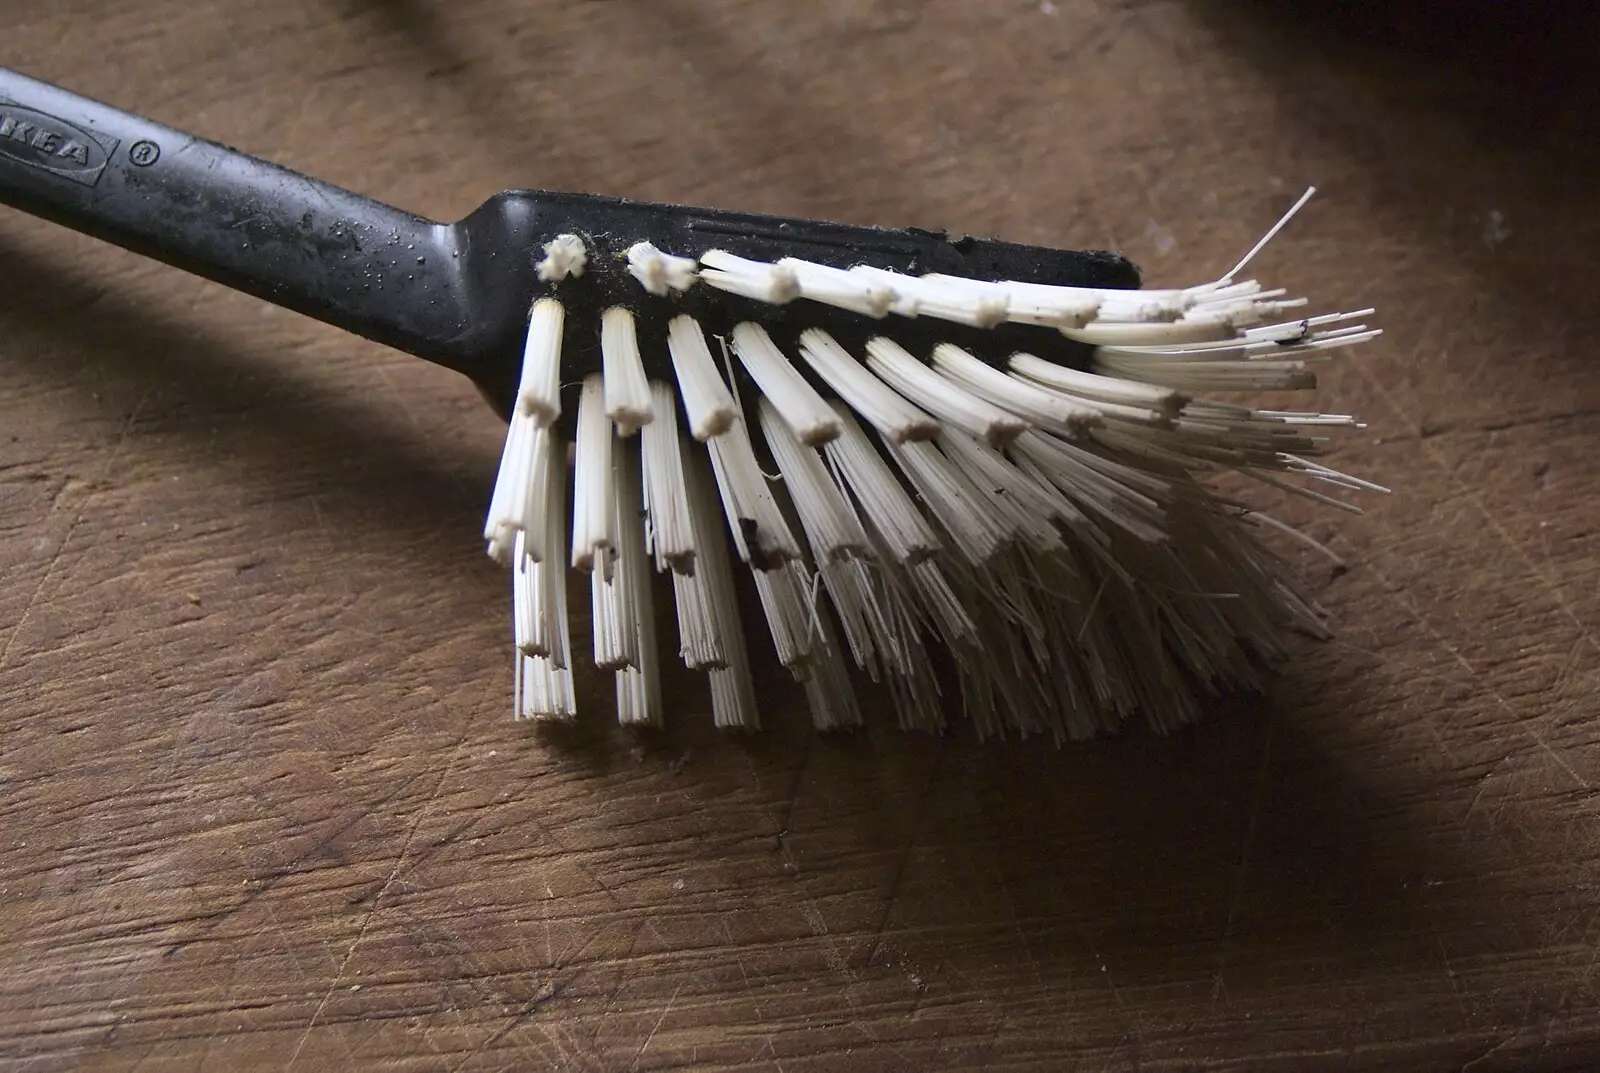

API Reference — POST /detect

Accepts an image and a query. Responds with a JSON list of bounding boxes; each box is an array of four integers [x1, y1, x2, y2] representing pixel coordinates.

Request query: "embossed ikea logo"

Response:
[[0, 98, 118, 186]]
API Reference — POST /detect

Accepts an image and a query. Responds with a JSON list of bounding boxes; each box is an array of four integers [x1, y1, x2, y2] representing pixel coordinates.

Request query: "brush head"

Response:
[[478, 190, 1386, 740]]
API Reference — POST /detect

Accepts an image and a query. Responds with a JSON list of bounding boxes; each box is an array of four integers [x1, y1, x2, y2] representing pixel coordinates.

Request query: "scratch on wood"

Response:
[[1212, 713, 1274, 1006], [1353, 359, 1596, 790], [284, 709, 483, 1069], [0, 385, 151, 673], [628, 982, 682, 1072]]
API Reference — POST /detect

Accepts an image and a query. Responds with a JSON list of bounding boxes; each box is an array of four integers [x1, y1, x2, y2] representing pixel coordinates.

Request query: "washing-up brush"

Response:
[[0, 67, 1383, 741]]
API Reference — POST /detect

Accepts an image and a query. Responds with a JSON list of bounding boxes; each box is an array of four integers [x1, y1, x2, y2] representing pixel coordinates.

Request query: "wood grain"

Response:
[[2, 1, 1597, 1069]]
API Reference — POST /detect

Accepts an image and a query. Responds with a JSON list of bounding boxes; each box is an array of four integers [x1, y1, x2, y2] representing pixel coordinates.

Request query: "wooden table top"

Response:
[[3, 2, 1597, 1069]]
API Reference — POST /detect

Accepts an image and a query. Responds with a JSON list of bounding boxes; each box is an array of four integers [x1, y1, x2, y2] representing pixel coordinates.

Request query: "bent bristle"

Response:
[[483, 190, 1384, 739]]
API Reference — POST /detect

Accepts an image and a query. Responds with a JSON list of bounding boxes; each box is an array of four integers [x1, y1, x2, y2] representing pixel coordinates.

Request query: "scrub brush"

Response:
[[0, 67, 1383, 741]]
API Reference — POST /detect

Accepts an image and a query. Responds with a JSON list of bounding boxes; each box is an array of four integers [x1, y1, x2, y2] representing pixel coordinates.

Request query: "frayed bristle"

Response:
[[481, 192, 1384, 739]]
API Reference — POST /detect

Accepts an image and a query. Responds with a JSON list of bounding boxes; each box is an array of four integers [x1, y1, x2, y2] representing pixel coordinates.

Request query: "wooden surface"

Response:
[[2, 2, 1598, 1069]]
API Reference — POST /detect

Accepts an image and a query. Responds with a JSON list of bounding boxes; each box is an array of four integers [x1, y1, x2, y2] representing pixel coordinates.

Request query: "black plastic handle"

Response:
[[0, 66, 475, 372]]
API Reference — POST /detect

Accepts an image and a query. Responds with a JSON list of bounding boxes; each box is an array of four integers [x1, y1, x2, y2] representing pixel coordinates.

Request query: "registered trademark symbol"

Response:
[[128, 140, 160, 167]]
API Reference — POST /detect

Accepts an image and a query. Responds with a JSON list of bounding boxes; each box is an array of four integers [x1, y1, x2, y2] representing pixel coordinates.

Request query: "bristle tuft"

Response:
[[535, 233, 588, 283]]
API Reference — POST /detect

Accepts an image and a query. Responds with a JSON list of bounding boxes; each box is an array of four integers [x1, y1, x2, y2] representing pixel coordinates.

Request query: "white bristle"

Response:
[[516, 654, 577, 722], [699, 250, 801, 305], [1095, 352, 1318, 392], [511, 426, 552, 557], [1063, 319, 1236, 347], [729, 322, 841, 446], [527, 431, 572, 661], [1009, 353, 1186, 415], [1088, 294, 1187, 324], [535, 233, 588, 283], [929, 343, 1102, 437], [626, 240, 699, 296], [816, 558, 884, 677], [684, 444, 759, 729], [511, 529, 541, 657], [1097, 326, 1382, 362], [907, 558, 978, 648], [704, 412, 803, 569], [612, 440, 661, 726], [600, 306, 654, 436], [985, 279, 1103, 328], [514, 430, 574, 723], [709, 667, 758, 731], [484, 408, 538, 564], [781, 258, 895, 317], [850, 266, 1009, 328], [864, 336, 1028, 446], [821, 403, 941, 565], [1244, 309, 1375, 342], [752, 563, 814, 670], [796, 329, 938, 443], [1009, 430, 1168, 544], [666, 315, 739, 440], [757, 398, 868, 563], [516, 298, 564, 423], [798, 600, 863, 731], [1223, 185, 1318, 281], [668, 439, 726, 669], [639, 380, 697, 573], [571, 374, 615, 573], [852, 265, 921, 316], [887, 438, 1012, 564], [938, 431, 1068, 552], [590, 548, 632, 671], [671, 566, 719, 669]]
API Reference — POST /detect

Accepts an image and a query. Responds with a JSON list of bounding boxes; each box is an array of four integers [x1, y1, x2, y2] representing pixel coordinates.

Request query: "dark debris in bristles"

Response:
[[481, 190, 1386, 742]]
